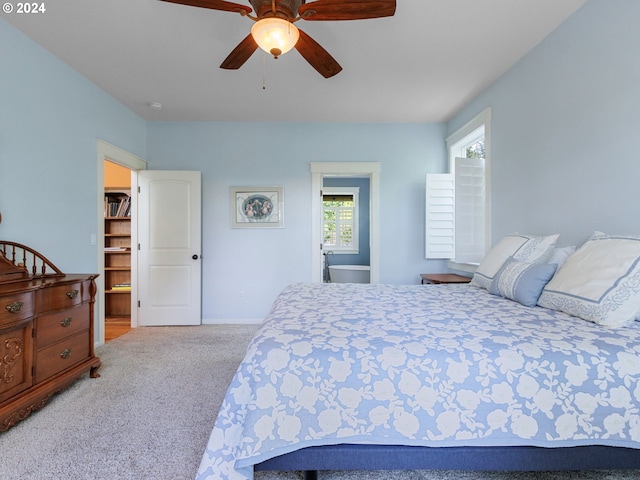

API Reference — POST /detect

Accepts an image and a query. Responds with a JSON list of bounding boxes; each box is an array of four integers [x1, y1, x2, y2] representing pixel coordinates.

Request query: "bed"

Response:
[[196, 233, 640, 480]]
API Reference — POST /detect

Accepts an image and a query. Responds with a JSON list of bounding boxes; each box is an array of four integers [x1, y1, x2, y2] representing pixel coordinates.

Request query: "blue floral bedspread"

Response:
[[197, 283, 640, 480]]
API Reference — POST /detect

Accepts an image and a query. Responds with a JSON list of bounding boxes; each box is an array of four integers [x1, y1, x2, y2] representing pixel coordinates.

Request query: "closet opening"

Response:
[[104, 160, 132, 341]]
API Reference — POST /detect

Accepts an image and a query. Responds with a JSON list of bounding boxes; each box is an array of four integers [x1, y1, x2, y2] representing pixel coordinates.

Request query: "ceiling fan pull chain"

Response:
[[262, 51, 267, 90]]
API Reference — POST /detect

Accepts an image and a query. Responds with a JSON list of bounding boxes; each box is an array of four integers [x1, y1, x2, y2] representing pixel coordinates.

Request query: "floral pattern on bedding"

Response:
[[197, 283, 640, 480]]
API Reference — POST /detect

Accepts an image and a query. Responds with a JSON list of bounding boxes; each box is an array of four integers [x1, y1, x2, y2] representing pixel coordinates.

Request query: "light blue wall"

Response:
[[146, 122, 447, 320], [447, 0, 640, 248], [0, 20, 146, 272]]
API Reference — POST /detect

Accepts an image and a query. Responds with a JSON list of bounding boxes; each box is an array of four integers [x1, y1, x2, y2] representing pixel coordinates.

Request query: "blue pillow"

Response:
[[490, 257, 557, 307]]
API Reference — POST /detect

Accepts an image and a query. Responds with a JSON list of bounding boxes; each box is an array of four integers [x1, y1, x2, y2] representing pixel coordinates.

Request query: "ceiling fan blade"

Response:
[[298, 0, 395, 21], [220, 34, 258, 69], [159, 0, 252, 15], [295, 29, 342, 78]]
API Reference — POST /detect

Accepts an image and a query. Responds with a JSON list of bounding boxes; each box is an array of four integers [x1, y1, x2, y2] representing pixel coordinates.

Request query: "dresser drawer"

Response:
[[36, 282, 83, 312], [0, 291, 35, 327], [36, 303, 90, 349], [35, 332, 89, 383]]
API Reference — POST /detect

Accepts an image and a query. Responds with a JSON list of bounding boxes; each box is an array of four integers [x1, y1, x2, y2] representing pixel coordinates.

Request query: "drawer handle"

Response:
[[5, 301, 24, 313], [66, 289, 79, 299], [60, 317, 73, 327], [59, 348, 72, 359]]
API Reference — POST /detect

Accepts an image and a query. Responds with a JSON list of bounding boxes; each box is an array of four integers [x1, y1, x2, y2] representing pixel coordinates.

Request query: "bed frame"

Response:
[[255, 444, 640, 479]]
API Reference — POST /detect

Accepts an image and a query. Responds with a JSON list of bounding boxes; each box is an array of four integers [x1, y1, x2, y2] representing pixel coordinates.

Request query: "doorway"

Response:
[[96, 140, 147, 345], [322, 177, 371, 282], [104, 161, 133, 341], [310, 162, 380, 284]]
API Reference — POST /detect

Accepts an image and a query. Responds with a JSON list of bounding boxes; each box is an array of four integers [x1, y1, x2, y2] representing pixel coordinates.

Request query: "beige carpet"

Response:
[[1, 325, 639, 480]]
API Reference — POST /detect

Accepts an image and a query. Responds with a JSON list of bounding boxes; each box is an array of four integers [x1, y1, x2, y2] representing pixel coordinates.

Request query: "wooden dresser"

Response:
[[0, 241, 101, 432]]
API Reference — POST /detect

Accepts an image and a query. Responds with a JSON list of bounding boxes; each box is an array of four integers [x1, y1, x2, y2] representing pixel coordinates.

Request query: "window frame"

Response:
[[446, 108, 492, 273], [322, 186, 360, 254]]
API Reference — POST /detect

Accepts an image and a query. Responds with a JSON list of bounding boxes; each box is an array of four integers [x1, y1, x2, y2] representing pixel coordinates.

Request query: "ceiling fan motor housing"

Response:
[[249, 0, 304, 20]]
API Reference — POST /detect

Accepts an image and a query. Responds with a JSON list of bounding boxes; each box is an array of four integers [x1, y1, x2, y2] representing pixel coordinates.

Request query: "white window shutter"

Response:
[[425, 174, 455, 259], [454, 157, 485, 264]]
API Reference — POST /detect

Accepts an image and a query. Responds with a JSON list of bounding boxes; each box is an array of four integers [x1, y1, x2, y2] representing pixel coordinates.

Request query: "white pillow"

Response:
[[538, 232, 640, 327], [471, 233, 559, 290]]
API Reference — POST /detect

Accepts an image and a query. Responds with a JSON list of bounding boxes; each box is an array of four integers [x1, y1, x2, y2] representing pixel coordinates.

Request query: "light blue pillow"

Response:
[[490, 257, 557, 307]]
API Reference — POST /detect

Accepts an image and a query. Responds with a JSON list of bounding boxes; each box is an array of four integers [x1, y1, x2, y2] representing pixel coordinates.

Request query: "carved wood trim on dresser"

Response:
[[0, 241, 101, 432]]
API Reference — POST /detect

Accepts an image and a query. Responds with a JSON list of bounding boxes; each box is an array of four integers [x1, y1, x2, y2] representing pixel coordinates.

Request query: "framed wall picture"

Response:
[[230, 186, 284, 228]]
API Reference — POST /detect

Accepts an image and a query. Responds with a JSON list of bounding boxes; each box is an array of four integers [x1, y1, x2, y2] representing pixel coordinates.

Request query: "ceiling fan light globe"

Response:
[[251, 18, 299, 58]]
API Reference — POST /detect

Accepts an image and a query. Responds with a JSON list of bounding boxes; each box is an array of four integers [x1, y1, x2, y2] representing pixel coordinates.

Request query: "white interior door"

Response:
[[137, 171, 201, 326]]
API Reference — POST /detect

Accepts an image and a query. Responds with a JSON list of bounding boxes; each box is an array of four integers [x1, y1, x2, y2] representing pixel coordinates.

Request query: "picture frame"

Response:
[[230, 186, 284, 228]]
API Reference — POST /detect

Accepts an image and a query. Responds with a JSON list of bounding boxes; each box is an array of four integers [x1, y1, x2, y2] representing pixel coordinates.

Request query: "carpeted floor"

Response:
[[0, 325, 639, 480]]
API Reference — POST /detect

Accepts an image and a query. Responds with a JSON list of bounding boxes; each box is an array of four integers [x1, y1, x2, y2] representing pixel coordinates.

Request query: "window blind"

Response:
[[454, 156, 485, 264], [425, 174, 455, 259]]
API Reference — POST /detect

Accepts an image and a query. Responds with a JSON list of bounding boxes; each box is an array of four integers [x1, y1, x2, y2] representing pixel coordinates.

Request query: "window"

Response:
[[425, 108, 491, 271], [323, 187, 359, 253]]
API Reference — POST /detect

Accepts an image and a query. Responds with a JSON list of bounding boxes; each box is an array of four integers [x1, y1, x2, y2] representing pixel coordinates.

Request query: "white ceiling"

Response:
[[5, 0, 586, 122]]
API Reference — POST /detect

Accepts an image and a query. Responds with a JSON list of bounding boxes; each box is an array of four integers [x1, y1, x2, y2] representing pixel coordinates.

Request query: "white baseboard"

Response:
[[202, 318, 263, 325]]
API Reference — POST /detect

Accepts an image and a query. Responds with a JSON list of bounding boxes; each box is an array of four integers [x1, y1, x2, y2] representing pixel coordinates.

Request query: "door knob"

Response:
[[192, 254, 199, 260]]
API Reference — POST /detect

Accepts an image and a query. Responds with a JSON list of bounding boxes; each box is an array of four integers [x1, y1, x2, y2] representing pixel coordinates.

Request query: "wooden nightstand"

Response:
[[420, 273, 472, 285]]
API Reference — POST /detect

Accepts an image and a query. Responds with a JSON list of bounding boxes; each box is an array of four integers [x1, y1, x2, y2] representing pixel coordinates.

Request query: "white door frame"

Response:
[[96, 140, 147, 345], [310, 162, 381, 283]]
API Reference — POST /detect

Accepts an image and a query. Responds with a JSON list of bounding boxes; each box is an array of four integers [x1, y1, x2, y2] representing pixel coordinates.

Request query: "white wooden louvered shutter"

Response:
[[454, 156, 485, 264], [425, 174, 455, 259]]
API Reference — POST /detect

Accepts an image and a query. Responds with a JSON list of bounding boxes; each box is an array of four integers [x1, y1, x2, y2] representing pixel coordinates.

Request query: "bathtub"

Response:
[[328, 265, 370, 284]]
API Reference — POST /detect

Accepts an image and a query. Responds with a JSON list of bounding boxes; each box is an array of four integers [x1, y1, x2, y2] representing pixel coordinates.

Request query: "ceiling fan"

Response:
[[159, 0, 396, 78]]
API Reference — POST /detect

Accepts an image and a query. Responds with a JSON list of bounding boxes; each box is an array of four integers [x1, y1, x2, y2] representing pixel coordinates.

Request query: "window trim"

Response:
[[322, 186, 360, 254], [446, 108, 492, 272]]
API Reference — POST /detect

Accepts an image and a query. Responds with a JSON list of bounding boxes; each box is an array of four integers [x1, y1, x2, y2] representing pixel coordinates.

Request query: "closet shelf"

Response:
[[104, 190, 131, 318]]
